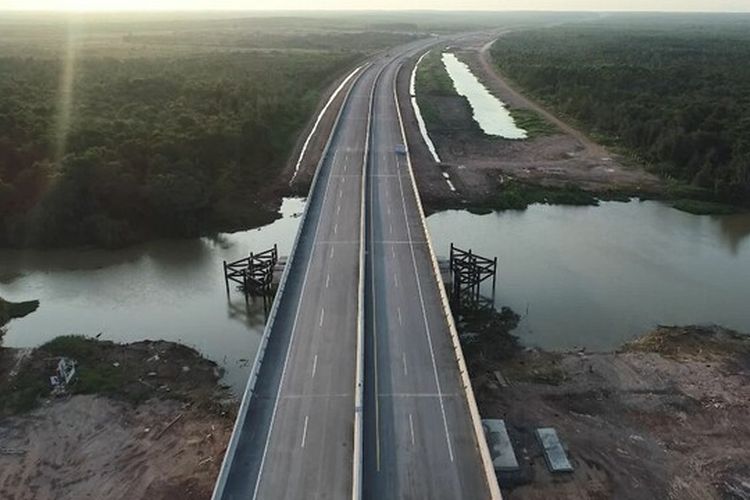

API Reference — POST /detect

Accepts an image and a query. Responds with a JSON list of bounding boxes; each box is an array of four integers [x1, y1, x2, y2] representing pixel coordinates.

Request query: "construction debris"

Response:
[[536, 427, 573, 473]]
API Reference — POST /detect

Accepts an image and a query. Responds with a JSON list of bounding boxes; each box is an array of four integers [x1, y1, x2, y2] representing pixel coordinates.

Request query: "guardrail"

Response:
[[392, 62, 503, 500], [211, 62, 369, 500]]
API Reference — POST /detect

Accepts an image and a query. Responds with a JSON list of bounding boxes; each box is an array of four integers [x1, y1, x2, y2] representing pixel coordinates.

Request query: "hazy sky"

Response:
[[1, 0, 749, 11]]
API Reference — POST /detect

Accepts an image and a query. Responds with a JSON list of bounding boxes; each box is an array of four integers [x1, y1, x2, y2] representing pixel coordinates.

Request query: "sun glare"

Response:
[[56, 0, 192, 11]]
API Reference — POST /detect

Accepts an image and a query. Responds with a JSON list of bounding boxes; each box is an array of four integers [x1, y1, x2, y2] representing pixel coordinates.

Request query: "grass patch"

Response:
[[509, 108, 558, 138], [0, 335, 224, 416], [416, 49, 456, 96], [481, 182, 599, 212]]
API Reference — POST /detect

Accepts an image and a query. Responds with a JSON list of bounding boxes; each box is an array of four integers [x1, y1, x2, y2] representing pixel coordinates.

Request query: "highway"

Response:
[[362, 54, 493, 499], [214, 59, 375, 499], [213, 38, 497, 500]]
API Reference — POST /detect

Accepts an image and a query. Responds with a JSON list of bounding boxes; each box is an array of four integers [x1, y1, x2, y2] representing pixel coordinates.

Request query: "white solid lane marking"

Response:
[[409, 413, 415, 446], [393, 115, 455, 464], [319, 308, 325, 327], [402, 352, 408, 376], [312, 355, 318, 378], [301, 415, 309, 448], [369, 139, 381, 472], [326, 273, 330, 288], [252, 99, 344, 497]]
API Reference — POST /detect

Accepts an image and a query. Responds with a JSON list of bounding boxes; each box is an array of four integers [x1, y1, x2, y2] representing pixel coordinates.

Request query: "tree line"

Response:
[[491, 17, 750, 205], [0, 51, 358, 247]]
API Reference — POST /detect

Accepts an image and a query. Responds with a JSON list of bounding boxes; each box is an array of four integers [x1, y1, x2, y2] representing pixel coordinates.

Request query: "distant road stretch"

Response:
[[213, 36, 496, 500]]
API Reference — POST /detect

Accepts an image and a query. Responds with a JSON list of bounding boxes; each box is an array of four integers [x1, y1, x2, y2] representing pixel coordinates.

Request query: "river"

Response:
[[427, 200, 750, 350], [2, 198, 749, 394], [0, 198, 305, 394]]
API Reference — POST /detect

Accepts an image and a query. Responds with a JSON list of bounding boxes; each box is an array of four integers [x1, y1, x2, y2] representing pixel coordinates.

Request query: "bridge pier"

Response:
[[447, 243, 498, 312]]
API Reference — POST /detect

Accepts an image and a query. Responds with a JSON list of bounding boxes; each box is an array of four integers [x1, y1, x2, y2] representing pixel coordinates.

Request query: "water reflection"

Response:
[[441, 52, 527, 139], [427, 200, 750, 351], [0, 198, 306, 395], [716, 213, 750, 255]]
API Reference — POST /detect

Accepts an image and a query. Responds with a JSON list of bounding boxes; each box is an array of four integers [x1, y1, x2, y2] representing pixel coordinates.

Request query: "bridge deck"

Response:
[[216, 64, 375, 500], [362, 58, 492, 499], [214, 39, 497, 500]]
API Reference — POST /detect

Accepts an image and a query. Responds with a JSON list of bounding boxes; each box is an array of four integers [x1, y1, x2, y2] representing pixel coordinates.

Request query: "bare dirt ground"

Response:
[[0, 395, 231, 500], [462, 314, 750, 500], [0, 340, 237, 500], [398, 32, 662, 210]]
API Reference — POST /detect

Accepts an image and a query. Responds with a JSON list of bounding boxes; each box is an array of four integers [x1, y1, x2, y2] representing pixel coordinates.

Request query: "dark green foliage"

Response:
[[0, 50, 358, 247], [671, 199, 739, 215], [0, 297, 39, 327], [484, 182, 599, 211], [491, 15, 750, 206]]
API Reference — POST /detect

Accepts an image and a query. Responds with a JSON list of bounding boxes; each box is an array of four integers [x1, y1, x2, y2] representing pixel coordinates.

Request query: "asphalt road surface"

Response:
[[217, 61, 375, 500], [362, 54, 492, 499], [216, 38, 492, 500]]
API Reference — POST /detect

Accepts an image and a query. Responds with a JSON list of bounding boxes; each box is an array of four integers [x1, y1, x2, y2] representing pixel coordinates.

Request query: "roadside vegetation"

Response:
[[491, 15, 750, 210], [415, 50, 469, 134]]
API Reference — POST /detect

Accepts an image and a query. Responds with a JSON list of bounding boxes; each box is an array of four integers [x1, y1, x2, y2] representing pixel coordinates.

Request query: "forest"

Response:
[[491, 15, 750, 205], [0, 18, 366, 248]]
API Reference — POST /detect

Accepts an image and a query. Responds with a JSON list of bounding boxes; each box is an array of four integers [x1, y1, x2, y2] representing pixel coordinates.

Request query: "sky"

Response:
[[1, 0, 749, 11]]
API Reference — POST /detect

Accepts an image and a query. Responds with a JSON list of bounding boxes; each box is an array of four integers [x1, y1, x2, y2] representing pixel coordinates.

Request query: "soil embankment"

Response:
[[460, 310, 750, 500], [0, 337, 237, 500]]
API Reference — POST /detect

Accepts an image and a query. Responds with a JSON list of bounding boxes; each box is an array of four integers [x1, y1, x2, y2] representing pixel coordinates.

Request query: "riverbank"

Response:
[[459, 309, 750, 499], [0, 336, 237, 499]]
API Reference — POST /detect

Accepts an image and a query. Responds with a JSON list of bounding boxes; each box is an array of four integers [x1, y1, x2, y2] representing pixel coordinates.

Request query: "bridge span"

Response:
[[212, 39, 501, 500]]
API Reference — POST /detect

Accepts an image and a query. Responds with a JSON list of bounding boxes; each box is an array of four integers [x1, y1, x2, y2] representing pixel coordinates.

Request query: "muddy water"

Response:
[[3, 197, 749, 390], [442, 52, 527, 139], [0, 198, 305, 394], [427, 200, 750, 350]]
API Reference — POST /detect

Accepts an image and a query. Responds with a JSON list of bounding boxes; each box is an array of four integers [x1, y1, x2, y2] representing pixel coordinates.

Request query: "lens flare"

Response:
[[53, 18, 78, 166]]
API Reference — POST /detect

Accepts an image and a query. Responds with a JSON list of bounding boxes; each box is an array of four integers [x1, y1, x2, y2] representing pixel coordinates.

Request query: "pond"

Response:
[[427, 200, 750, 350], [441, 52, 527, 139], [0, 198, 306, 394]]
